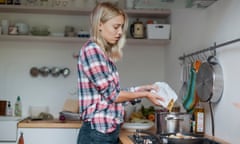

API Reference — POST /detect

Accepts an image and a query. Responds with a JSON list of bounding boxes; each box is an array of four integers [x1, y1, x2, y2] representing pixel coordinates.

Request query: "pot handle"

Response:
[[165, 117, 184, 121]]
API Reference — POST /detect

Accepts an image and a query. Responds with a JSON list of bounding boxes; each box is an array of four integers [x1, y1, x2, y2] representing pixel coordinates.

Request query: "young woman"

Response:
[[77, 2, 164, 144]]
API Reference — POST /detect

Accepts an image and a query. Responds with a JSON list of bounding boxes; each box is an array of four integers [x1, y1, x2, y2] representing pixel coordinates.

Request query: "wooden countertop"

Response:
[[18, 118, 82, 128], [18, 119, 229, 144]]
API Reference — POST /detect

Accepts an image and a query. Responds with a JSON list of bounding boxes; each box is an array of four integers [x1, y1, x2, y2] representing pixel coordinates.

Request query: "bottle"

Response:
[[0, 0, 6, 4], [194, 103, 205, 135], [15, 96, 22, 117], [6, 0, 13, 4], [6, 101, 13, 116], [18, 132, 24, 144], [14, 0, 20, 5]]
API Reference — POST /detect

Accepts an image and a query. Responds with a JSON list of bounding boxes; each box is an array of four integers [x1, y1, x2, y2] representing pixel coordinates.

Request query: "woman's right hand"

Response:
[[147, 91, 165, 106]]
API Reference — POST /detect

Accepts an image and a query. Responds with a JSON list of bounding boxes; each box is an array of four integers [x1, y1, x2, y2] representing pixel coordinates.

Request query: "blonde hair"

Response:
[[90, 2, 128, 61]]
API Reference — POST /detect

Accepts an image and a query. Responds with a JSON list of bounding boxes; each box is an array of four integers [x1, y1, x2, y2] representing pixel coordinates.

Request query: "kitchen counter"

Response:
[[18, 120, 229, 144], [18, 118, 82, 128]]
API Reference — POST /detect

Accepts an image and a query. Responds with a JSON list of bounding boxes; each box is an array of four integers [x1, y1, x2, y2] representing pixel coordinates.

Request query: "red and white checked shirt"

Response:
[[77, 40, 137, 133]]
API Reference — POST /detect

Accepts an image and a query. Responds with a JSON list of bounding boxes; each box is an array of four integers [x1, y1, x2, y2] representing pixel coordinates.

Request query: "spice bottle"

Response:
[[194, 102, 205, 135], [6, 101, 13, 116], [18, 132, 24, 144], [0, 0, 6, 4]]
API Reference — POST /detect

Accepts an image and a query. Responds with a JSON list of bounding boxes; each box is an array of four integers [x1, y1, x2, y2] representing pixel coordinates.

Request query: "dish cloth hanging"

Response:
[[182, 60, 201, 113]]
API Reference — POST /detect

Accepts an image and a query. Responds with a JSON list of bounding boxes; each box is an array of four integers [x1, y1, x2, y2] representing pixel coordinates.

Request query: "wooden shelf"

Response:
[[0, 35, 87, 43], [0, 35, 170, 45], [0, 5, 90, 15], [0, 5, 171, 46], [0, 5, 171, 18]]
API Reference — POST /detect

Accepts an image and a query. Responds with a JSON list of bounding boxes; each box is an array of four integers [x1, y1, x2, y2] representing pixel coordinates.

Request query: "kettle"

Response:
[[130, 19, 144, 39]]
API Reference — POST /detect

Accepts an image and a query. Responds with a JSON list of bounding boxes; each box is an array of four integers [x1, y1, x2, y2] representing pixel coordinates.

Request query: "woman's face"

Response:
[[99, 15, 124, 44]]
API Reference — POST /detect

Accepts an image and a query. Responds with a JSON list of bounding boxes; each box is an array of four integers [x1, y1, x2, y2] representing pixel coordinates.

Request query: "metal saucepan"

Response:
[[51, 67, 61, 77], [30, 67, 39, 77], [61, 68, 70, 77], [155, 111, 191, 135], [39, 66, 50, 77]]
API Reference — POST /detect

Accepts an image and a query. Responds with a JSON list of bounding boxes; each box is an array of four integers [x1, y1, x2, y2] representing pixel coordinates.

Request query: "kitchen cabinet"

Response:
[[17, 119, 81, 144], [0, 116, 21, 144], [17, 128, 79, 144], [0, 5, 171, 46]]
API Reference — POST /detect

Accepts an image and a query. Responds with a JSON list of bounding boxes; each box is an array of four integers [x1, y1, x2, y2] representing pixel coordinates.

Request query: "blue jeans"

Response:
[[77, 122, 120, 144]]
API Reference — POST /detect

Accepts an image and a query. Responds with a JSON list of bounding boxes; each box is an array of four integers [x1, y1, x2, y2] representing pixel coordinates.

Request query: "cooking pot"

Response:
[[196, 55, 224, 103], [30, 67, 39, 77], [61, 68, 71, 77], [51, 67, 61, 77], [39, 66, 50, 77], [155, 111, 191, 135]]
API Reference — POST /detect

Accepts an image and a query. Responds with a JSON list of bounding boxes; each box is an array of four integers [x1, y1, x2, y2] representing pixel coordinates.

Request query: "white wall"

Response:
[[2, 0, 240, 143], [0, 40, 165, 118], [165, 0, 240, 143]]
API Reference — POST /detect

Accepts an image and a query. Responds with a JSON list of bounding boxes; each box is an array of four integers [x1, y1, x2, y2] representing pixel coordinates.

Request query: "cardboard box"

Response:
[[146, 24, 171, 39]]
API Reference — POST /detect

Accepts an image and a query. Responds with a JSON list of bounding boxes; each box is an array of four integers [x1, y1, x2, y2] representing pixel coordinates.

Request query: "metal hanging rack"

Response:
[[178, 38, 240, 61], [178, 38, 240, 137]]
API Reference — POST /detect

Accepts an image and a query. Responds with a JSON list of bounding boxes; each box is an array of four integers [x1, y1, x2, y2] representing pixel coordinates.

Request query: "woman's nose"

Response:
[[118, 27, 123, 35]]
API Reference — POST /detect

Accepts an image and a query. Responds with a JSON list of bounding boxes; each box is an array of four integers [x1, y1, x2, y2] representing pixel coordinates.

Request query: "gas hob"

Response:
[[129, 132, 221, 144]]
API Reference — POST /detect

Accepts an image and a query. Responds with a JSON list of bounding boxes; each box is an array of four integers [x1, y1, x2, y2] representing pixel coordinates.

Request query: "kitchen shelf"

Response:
[[0, 5, 171, 45], [0, 35, 170, 45], [0, 5, 171, 18]]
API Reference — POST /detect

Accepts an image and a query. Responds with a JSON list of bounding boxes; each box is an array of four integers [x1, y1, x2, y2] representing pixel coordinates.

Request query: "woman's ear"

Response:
[[99, 22, 103, 31]]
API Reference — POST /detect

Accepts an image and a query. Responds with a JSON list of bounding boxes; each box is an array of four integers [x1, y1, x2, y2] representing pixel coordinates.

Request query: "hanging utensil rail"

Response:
[[178, 38, 240, 60]]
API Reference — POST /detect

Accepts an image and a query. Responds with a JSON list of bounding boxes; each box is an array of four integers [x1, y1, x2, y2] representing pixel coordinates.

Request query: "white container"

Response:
[[29, 106, 49, 118], [15, 23, 29, 35], [146, 24, 171, 39]]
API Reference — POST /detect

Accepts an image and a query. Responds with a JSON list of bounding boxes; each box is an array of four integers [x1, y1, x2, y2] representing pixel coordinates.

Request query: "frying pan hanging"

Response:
[[196, 55, 224, 103]]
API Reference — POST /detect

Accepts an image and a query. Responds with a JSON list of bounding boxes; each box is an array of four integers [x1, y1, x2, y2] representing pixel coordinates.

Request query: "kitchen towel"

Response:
[[182, 61, 201, 113]]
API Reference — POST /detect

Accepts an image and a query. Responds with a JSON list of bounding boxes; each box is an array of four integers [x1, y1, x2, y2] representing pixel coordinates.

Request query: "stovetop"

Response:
[[129, 134, 221, 144]]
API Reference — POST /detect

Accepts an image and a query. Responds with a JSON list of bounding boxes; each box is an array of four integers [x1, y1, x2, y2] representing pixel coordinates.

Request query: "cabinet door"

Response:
[[18, 128, 79, 144], [0, 121, 18, 142]]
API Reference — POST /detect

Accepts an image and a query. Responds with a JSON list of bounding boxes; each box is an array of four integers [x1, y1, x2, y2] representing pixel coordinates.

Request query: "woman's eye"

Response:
[[113, 25, 121, 30]]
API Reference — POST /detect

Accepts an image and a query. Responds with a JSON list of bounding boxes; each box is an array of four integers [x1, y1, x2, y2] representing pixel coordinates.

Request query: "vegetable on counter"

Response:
[[128, 105, 156, 122]]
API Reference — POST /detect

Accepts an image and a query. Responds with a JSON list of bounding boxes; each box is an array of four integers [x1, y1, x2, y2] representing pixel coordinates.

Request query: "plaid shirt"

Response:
[[78, 40, 135, 133]]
